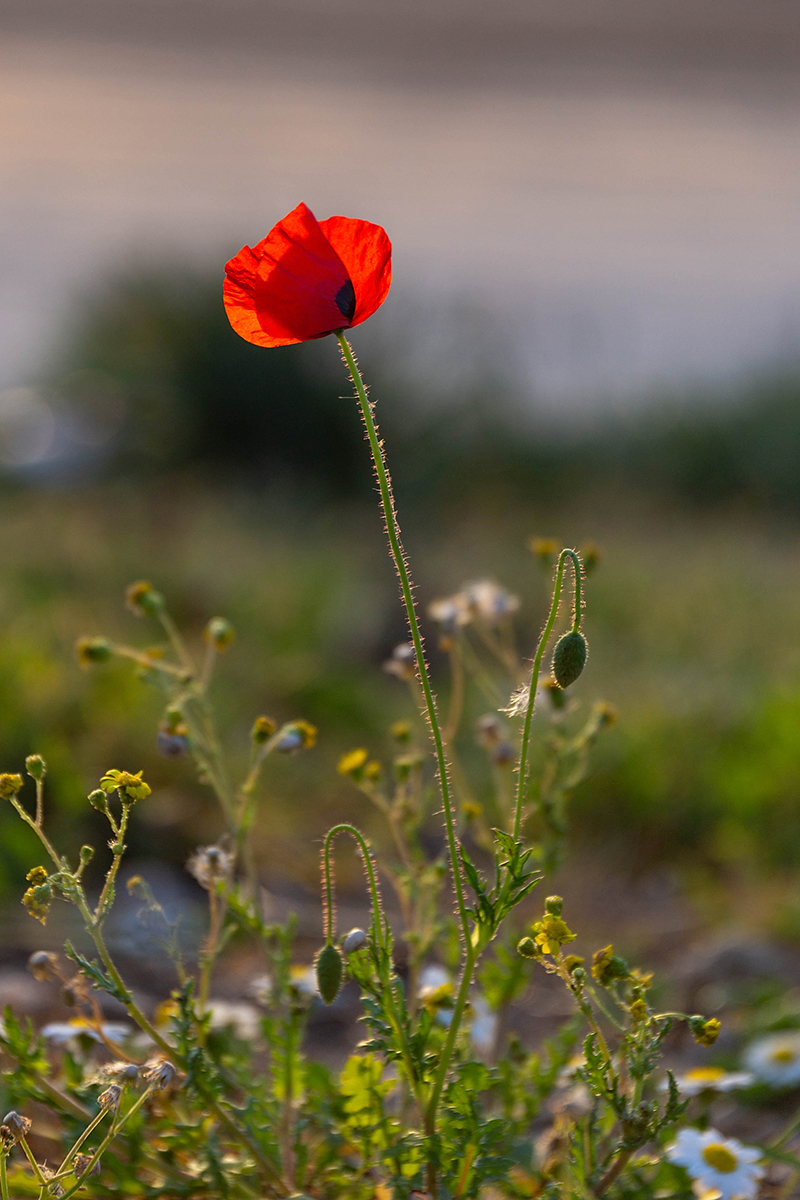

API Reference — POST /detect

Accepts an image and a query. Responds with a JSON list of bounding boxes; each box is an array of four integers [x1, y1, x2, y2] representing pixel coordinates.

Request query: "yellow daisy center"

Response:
[[685, 1067, 725, 1084], [702, 1144, 738, 1173], [771, 1048, 797, 1065]]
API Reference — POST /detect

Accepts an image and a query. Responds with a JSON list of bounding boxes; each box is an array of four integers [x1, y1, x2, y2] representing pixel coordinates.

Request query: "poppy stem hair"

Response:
[[321, 823, 385, 948], [335, 333, 471, 947], [513, 547, 583, 841]]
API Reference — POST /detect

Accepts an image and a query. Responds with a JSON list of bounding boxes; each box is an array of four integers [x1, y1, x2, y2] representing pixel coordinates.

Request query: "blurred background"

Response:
[[1, 0, 800, 995]]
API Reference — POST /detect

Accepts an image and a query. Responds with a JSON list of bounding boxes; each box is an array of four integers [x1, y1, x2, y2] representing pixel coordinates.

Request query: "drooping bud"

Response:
[[315, 943, 344, 1005], [552, 631, 587, 689], [690, 1016, 721, 1047]]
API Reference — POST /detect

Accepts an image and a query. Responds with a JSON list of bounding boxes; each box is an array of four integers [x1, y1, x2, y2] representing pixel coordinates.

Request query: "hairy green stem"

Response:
[[0, 1155, 7, 1200], [425, 944, 477, 1135], [513, 548, 582, 840], [336, 333, 470, 947]]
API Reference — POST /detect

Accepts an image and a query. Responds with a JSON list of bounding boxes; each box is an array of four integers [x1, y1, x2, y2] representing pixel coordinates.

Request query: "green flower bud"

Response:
[[204, 617, 235, 652], [315, 942, 344, 1006], [25, 755, 46, 782], [88, 789, 108, 814], [517, 936, 537, 958], [125, 581, 165, 617], [76, 637, 112, 667], [544, 895, 563, 916], [552, 630, 587, 689]]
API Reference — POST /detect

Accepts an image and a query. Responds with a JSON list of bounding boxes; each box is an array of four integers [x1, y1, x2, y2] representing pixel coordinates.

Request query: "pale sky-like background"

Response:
[[1, 0, 800, 408]]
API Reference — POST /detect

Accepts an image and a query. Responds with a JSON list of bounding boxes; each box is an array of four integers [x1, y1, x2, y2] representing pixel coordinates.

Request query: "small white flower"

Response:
[[469, 995, 498, 1057], [666, 1127, 763, 1200], [290, 965, 319, 997], [744, 1031, 800, 1087], [41, 1019, 130, 1045], [206, 1001, 261, 1041], [465, 580, 520, 625], [418, 965, 454, 1027], [666, 1066, 754, 1097]]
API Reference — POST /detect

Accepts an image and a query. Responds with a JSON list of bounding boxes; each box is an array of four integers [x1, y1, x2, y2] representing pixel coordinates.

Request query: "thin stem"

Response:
[[336, 333, 470, 947], [595, 1146, 633, 1196], [513, 548, 582, 841], [18, 1137, 47, 1185], [425, 943, 477, 1134], [58, 1107, 109, 1175], [0, 1155, 8, 1200], [322, 823, 384, 947]]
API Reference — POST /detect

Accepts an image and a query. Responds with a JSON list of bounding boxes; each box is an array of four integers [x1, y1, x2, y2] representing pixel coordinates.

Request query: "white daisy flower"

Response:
[[666, 1066, 754, 1097], [206, 1001, 262, 1041], [418, 965, 454, 1027], [744, 1031, 800, 1088], [41, 1018, 130, 1045], [666, 1127, 763, 1200]]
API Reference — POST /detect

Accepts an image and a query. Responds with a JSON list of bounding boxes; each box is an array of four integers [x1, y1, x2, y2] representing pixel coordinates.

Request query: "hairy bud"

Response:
[[552, 631, 587, 689], [315, 943, 344, 1005]]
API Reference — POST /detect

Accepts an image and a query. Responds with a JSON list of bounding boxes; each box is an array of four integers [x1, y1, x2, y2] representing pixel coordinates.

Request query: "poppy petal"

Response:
[[318, 216, 392, 328], [224, 202, 352, 347]]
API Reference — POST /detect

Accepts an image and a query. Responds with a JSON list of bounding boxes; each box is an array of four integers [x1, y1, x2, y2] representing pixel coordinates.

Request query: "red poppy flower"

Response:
[[224, 202, 392, 348]]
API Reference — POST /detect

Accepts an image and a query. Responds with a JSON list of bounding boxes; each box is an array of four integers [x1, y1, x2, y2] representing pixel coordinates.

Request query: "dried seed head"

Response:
[[315, 943, 344, 1006], [73, 1152, 101, 1177], [1, 1112, 31, 1142], [186, 843, 234, 890], [98, 1084, 122, 1110], [143, 1056, 178, 1089], [27, 950, 59, 982], [102, 1061, 139, 1083]]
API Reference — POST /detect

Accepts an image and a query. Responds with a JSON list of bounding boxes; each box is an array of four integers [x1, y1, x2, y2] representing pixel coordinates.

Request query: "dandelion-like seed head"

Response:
[[187, 843, 234, 890]]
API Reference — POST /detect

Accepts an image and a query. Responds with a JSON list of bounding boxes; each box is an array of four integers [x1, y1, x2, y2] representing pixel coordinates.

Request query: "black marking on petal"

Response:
[[334, 279, 356, 322]]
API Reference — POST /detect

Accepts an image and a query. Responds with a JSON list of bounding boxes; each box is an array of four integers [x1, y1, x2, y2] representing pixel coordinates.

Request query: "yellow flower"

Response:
[[338, 748, 369, 777], [99, 770, 151, 803]]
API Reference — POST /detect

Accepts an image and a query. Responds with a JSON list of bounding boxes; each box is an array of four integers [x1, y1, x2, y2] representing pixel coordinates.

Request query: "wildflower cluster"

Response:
[[0, 204, 796, 1200]]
